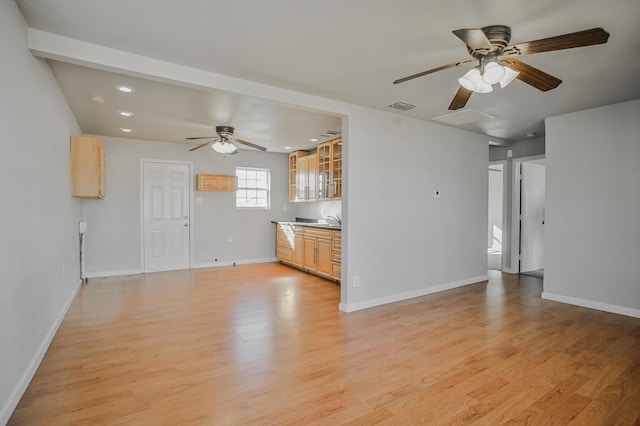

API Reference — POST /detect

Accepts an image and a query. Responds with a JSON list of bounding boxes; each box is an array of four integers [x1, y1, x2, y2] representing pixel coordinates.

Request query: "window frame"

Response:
[[235, 166, 271, 210]]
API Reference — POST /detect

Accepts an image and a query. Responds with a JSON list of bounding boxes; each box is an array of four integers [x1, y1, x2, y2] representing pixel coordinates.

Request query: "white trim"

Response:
[[140, 159, 194, 273], [489, 160, 507, 272], [86, 259, 279, 277], [0, 279, 82, 425], [85, 269, 143, 278], [339, 274, 489, 313], [509, 154, 546, 273], [542, 292, 640, 319], [192, 257, 279, 269]]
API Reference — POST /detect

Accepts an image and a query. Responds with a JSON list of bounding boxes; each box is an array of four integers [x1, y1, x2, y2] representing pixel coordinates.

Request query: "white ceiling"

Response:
[[16, 0, 640, 151]]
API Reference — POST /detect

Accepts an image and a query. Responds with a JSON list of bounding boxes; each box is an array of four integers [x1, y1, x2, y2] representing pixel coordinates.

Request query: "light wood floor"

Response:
[[9, 264, 640, 425]]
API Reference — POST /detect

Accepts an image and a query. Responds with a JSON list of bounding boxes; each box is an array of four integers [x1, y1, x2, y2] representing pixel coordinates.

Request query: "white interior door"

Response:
[[520, 161, 545, 272], [143, 161, 191, 272]]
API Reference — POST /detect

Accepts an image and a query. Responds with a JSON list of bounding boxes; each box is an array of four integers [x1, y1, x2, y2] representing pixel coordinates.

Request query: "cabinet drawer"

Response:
[[277, 245, 293, 263], [303, 228, 332, 239], [332, 263, 341, 279], [332, 230, 341, 240], [331, 251, 341, 263], [332, 240, 341, 251]]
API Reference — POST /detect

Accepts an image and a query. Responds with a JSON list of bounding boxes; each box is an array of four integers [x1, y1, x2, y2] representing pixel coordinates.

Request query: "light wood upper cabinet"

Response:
[[317, 137, 342, 200], [71, 135, 105, 199], [289, 138, 342, 203], [296, 153, 317, 202], [288, 151, 309, 201], [196, 174, 237, 191]]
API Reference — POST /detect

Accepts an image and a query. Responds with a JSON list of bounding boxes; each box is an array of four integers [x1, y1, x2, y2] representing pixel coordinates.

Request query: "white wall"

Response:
[[342, 109, 489, 311], [544, 99, 640, 317], [82, 136, 295, 275], [0, 2, 83, 422]]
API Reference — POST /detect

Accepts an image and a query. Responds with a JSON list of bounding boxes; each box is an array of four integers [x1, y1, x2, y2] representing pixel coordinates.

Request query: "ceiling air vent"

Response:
[[432, 109, 494, 126], [388, 101, 417, 111], [320, 130, 341, 137]]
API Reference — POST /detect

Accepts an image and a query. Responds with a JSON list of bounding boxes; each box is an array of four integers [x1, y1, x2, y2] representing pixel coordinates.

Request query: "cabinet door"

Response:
[[303, 236, 317, 270], [71, 135, 106, 199], [296, 157, 307, 201], [293, 232, 304, 267], [317, 238, 333, 276], [307, 154, 317, 201], [317, 142, 331, 200], [331, 139, 342, 199]]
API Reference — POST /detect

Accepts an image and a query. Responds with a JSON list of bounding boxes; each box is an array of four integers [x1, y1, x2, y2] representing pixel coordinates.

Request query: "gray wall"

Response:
[[544, 99, 640, 316], [83, 136, 296, 274], [0, 2, 83, 422]]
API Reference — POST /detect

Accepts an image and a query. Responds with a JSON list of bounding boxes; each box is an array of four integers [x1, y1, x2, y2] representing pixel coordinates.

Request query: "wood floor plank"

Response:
[[8, 266, 640, 425]]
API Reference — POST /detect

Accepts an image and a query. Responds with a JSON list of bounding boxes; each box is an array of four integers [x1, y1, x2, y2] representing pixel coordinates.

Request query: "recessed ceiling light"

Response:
[[118, 111, 134, 117], [309, 138, 318, 142], [90, 95, 105, 104], [526, 132, 537, 138], [120, 128, 132, 133], [116, 85, 134, 93], [283, 146, 292, 150]]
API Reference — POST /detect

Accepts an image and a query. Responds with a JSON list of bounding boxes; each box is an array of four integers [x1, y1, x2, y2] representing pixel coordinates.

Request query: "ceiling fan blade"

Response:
[[507, 27, 609, 56], [186, 136, 216, 140], [448, 86, 473, 110], [501, 58, 562, 92], [188, 140, 214, 151], [235, 138, 267, 152], [393, 59, 473, 84], [452, 28, 492, 50]]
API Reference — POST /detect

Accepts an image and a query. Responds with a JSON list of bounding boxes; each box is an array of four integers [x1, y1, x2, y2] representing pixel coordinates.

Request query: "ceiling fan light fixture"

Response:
[[211, 140, 238, 155], [499, 66, 520, 88], [459, 68, 493, 94], [482, 62, 505, 85]]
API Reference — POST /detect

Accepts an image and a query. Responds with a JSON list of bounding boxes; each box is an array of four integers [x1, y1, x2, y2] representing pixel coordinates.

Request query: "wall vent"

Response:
[[388, 101, 417, 111]]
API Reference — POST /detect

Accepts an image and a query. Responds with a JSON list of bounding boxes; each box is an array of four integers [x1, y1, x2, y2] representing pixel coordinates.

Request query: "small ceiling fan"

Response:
[[393, 26, 609, 110], [187, 126, 267, 155]]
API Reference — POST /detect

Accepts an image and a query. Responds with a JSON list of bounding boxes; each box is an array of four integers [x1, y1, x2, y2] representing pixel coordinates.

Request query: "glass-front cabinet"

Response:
[[317, 137, 342, 200]]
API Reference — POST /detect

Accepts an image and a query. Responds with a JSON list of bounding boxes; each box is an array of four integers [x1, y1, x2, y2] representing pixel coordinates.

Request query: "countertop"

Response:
[[272, 221, 341, 231]]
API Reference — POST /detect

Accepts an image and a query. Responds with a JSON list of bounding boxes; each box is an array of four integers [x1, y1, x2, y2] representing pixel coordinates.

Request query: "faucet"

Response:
[[326, 215, 341, 226]]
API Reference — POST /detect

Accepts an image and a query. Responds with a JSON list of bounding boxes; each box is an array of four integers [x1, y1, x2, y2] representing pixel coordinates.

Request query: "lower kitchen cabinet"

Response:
[[276, 223, 340, 282]]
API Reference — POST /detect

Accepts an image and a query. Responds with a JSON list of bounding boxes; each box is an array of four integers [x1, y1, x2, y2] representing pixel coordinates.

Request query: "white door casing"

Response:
[[520, 161, 545, 272], [142, 161, 191, 272]]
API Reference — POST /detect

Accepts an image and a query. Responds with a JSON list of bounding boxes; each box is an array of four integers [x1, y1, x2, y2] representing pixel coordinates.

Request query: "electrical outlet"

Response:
[[353, 276, 360, 287], [433, 189, 441, 199]]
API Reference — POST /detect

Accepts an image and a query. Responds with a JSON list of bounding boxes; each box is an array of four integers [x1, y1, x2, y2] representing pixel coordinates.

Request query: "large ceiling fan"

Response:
[[187, 126, 267, 155], [393, 26, 609, 110]]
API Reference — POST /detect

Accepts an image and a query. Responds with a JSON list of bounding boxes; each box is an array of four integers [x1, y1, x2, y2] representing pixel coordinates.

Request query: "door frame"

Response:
[[489, 160, 507, 271], [509, 154, 545, 273], [139, 158, 194, 273]]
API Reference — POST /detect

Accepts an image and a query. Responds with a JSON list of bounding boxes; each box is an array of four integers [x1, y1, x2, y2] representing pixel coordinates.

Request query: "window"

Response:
[[236, 167, 270, 209]]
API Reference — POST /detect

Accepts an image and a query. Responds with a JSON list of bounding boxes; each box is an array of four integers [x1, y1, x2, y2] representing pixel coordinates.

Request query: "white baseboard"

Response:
[[85, 268, 142, 278], [192, 257, 278, 269], [339, 274, 489, 313], [86, 259, 279, 278], [1, 279, 82, 425], [541, 292, 640, 318]]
